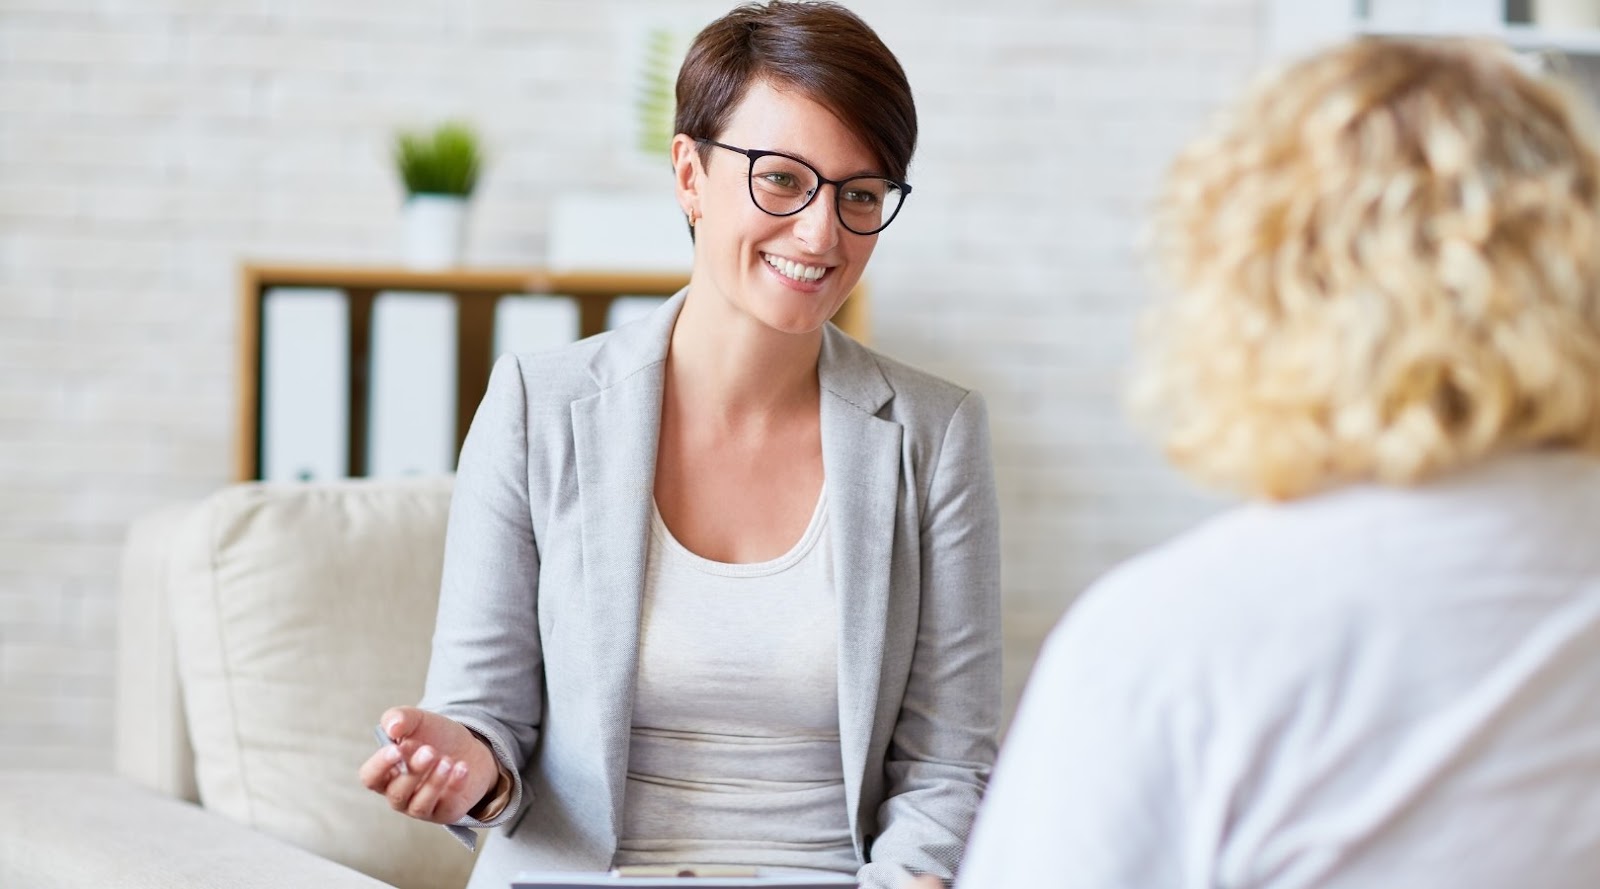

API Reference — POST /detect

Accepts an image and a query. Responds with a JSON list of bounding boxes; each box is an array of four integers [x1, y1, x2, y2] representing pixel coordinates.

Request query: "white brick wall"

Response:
[[0, 0, 1258, 769]]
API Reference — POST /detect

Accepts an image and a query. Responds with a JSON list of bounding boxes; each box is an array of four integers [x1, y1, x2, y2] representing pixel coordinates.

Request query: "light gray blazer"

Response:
[[420, 292, 1001, 889]]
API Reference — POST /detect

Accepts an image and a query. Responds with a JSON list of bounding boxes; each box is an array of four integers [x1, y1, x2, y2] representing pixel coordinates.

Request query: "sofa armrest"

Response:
[[115, 501, 200, 800], [0, 770, 394, 889]]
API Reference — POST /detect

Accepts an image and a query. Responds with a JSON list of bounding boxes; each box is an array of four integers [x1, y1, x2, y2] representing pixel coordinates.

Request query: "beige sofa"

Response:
[[0, 478, 480, 889]]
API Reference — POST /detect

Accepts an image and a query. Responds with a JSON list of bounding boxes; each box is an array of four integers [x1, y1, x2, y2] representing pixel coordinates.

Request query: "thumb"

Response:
[[379, 706, 422, 741]]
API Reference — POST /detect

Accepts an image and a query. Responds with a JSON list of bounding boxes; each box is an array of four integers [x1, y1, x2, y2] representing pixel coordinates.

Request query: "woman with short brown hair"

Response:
[[361, 5, 1001, 888]]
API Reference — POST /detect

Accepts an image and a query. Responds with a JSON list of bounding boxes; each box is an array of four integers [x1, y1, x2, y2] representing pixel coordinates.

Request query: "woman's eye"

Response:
[[761, 172, 798, 188], [843, 188, 880, 206]]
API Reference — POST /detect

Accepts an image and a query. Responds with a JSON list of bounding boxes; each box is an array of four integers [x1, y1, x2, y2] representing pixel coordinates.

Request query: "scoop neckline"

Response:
[[650, 483, 829, 578]]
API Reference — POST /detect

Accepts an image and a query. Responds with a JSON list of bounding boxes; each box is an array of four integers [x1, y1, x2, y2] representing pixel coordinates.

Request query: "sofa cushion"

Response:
[[166, 478, 476, 889]]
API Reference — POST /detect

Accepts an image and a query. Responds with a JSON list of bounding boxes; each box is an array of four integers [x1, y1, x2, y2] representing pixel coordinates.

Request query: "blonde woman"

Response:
[[953, 38, 1600, 889]]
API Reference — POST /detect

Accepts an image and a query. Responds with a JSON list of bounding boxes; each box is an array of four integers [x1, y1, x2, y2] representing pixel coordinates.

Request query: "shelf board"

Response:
[[1501, 22, 1600, 55], [1358, 22, 1600, 56]]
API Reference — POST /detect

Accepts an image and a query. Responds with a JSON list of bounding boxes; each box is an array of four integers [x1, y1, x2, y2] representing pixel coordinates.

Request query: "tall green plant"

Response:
[[394, 122, 483, 198], [635, 28, 682, 158]]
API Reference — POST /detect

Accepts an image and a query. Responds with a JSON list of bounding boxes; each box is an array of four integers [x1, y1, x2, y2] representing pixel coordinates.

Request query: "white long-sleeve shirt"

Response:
[[959, 451, 1600, 889]]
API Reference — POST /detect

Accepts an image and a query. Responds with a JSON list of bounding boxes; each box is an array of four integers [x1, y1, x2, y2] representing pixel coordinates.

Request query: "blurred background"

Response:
[[6, 0, 1587, 772]]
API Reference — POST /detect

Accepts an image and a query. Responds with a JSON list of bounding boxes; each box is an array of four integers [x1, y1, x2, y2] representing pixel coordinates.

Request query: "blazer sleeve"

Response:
[[419, 353, 544, 837], [860, 390, 1003, 888]]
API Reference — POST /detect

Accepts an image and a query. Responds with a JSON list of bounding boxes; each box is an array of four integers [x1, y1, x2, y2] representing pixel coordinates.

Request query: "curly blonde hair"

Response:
[[1138, 37, 1600, 500]]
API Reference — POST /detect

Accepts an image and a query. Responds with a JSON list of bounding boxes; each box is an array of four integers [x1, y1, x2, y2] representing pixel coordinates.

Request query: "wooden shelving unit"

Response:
[[236, 263, 871, 481]]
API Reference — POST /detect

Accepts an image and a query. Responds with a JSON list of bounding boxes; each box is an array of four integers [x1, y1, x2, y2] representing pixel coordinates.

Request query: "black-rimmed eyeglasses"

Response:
[[697, 139, 911, 236]]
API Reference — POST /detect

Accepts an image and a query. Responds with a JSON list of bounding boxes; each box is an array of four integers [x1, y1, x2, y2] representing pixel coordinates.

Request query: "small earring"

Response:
[[688, 210, 699, 227]]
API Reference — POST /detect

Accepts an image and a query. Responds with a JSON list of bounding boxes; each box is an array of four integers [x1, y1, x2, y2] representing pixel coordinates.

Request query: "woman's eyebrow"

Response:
[[772, 146, 885, 180]]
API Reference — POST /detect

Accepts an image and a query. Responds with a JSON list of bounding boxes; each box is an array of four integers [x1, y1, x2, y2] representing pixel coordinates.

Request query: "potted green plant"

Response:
[[394, 121, 484, 269]]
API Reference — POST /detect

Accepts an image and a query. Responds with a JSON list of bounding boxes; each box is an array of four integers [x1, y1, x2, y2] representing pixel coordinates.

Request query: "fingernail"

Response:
[[452, 762, 468, 780], [382, 746, 400, 764], [415, 746, 435, 767], [435, 758, 451, 777]]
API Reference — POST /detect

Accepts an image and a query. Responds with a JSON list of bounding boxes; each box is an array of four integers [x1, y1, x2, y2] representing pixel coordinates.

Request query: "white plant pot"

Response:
[[402, 194, 469, 270], [1533, 0, 1600, 29]]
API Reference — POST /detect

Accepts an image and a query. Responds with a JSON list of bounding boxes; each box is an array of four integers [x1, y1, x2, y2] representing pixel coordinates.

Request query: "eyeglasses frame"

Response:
[[695, 138, 912, 236]]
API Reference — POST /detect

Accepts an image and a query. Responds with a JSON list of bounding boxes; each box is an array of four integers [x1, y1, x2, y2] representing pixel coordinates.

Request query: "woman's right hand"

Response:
[[357, 706, 500, 824]]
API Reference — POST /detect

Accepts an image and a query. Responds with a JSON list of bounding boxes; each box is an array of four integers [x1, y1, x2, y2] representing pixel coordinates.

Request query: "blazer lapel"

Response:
[[569, 292, 683, 840], [818, 326, 900, 844]]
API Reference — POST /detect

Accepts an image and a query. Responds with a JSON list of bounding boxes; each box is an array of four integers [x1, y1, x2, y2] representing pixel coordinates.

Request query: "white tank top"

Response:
[[613, 485, 857, 875]]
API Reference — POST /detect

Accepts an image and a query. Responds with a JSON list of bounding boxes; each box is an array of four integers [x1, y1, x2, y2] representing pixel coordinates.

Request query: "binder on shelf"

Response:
[[495, 296, 581, 358], [260, 288, 348, 482], [368, 291, 457, 478]]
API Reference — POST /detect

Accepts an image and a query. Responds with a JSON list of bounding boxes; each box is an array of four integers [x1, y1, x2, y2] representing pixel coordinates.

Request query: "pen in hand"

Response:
[[373, 724, 408, 775]]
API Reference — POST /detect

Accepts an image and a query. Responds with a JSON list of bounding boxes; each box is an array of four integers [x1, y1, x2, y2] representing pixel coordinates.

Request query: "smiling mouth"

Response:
[[763, 253, 830, 283]]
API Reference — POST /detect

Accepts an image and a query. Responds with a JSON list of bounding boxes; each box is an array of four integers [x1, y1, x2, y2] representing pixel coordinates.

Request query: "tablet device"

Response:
[[510, 868, 857, 888]]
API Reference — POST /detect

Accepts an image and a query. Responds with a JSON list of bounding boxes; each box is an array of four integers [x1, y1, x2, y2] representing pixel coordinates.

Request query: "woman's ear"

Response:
[[670, 133, 702, 220]]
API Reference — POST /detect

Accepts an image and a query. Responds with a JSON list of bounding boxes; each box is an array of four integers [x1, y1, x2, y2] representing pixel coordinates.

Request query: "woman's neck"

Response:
[[666, 288, 822, 421]]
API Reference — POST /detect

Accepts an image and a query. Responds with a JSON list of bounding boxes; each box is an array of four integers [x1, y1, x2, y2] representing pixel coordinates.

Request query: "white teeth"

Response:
[[765, 253, 826, 282]]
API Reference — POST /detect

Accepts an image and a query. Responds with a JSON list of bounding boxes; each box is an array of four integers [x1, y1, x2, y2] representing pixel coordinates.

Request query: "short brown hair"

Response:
[[1138, 37, 1600, 500], [674, 1, 917, 182]]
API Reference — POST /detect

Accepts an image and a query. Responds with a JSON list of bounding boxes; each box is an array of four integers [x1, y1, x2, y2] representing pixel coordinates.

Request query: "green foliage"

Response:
[[394, 122, 483, 197], [635, 28, 681, 158]]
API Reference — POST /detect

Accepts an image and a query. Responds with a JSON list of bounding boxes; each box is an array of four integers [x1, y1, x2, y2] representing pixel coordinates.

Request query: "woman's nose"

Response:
[[793, 186, 841, 253]]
